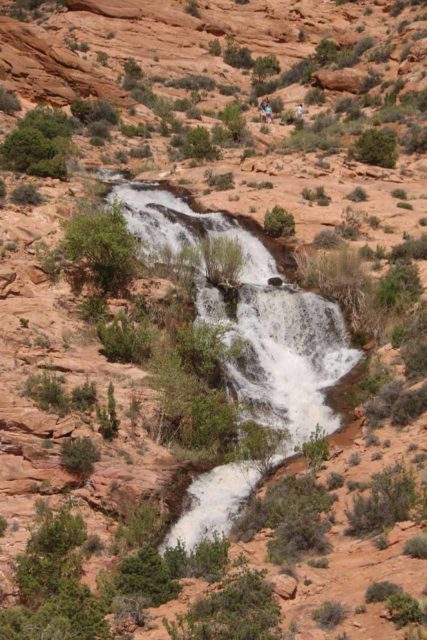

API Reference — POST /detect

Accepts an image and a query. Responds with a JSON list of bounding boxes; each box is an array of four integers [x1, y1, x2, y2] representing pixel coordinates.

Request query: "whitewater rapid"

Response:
[[109, 181, 361, 550]]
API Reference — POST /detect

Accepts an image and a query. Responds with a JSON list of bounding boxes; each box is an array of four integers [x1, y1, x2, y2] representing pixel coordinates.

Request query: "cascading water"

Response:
[[109, 180, 361, 551]]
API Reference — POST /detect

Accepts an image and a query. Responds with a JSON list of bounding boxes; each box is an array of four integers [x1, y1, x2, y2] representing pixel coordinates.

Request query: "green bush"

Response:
[[391, 384, 427, 426], [205, 169, 234, 191], [315, 39, 338, 65], [220, 103, 246, 142], [377, 263, 422, 311], [11, 183, 42, 205], [97, 382, 120, 440], [223, 39, 253, 69], [175, 321, 230, 388], [3, 127, 54, 172], [124, 57, 143, 79], [387, 592, 422, 628], [252, 55, 280, 83], [80, 295, 107, 323], [165, 533, 229, 583], [201, 236, 245, 287], [71, 98, 118, 124], [401, 303, 427, 378], [208, 38, 221, 56], [298, 424, 329, 470], [28, 155, 67, 179], [0, 515, 6, 537], [313, 230, 342, 249], [114, 501, 163, 551], [164, 565, 281, 640], [390, 235, 427, 262], [312, 601, 347, 629], [97, 312, 152, 364], [353, 128, 398, 168], [0, 85, 21, 114], [61, 437, 100, 477], [116, 546, 180, 606], [63, 200, 136, 292], [184, 126, 220, 160], [327, 472, 344, 490], [20, 106, 72, 140], [391, 188, 407, 199], [282, 58, 316, 86], [305, 88, 325, 105], [345, 465, 417, 535], [264, 206, 295, 238], [346, 186, 368, 202], [365, 581, 402, 603], [403, 533, 427, 559], [23, 371, 69, 415], [403, 125, 427, 154], [70, 379, 97, 412]]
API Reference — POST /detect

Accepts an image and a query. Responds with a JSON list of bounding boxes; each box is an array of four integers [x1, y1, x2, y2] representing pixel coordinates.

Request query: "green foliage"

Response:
[[298, 424, 329, 470], [264, 206, 295, 238], [220, 103, 246, 142], [201, 235, 245, 287], [61, 437, 100, 477], [164, 565, 282, 640], [97, 312, 152, 364], [401, 303, 427, 378], [282, 58, 316, 86], [0, 85, 21, 114], [124, 57, 143, 79], [185, 0, 200, 17], [97, 382, 120, 440], [305, 88, 325, 105], [165, 534, 229, 583], [71, 99, 118, 125], [353, 127, 398, 168], [392, 188, 407, 200], [24, 371, 69, 416], [252, 55, 280, 83], [184, 126, 220, 160], [403, 533, 427, 559], [175, 321, 229, 388], [208, 38, 221, 56], [346, 186, 368, 202], [313, 230, 342, 249], [205, 169, 234, 191], [365, 581, 402, 603], [20, 106, 72, 140], [387, 592, 422, 628], [0, 515, 6, 537], [114, 502, 164, 552], [71, 379, 97, 412], [63, 199, 136, 292], [223, 38, 254, 69], [392, 384, 427, 426], [11, 183, 42, 205], [377, 263, 422, 311], [235, 421, 288, 475], [80, 295, 107, 324], [327, 472, 344, 490], [116, 546, 180, 606], [390, 235, 427, 262], [315, 39, 338, 65], [312, 601, 347, 629], [345, 465, 417, 535]]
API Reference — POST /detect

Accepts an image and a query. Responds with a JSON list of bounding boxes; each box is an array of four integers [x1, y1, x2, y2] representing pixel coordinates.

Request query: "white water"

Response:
[[109, 182, 361, 550]]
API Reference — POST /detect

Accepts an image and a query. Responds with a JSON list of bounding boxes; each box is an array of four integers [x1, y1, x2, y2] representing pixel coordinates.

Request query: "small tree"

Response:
[[353, 128, 398, 168], [61, 437, 100, 477], [97, 383, 120, 440], [201, 236, 245, 287], [220, 103, 246, 142], [264, 206, 295, 238], [252, 55, 281, 83], [184, 126, 220, 160], [297, 424, 329, 470], [237, 421, 288, 475]]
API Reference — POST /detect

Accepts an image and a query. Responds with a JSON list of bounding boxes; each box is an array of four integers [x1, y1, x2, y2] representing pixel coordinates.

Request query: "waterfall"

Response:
[[109, 181, 361, 550]]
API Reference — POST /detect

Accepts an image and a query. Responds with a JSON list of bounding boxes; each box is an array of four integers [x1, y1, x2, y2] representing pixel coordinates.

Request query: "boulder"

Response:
[[270, 573, 297, 600], [313, 68, 366, 94]]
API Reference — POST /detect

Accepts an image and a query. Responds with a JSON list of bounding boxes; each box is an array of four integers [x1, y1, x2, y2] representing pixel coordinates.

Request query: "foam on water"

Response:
[[109, 182, 361, 550]]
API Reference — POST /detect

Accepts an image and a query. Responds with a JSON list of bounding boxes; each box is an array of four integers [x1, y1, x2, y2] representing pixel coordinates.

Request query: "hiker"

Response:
[[265, 101, 273, 124], [259, 98, 268, 121], [295, 103, 304, 120]]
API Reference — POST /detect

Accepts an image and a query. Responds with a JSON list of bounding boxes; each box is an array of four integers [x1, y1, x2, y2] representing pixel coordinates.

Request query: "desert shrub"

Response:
[[205, 170, 234, 191], [403, 125, 427, 154], [63, 199, 136, 292], [175, 321, 231, 388], [327, 472, 344, 490], [61, 437, 100, 477], [404, 533, 427, 559], [391, 384, 427, 426], [97, 312, 152, 364], [11, 183, 42, 205], [313, 230, 342, 249], [97, 382, 120, 440], [298, 424, 329, 470], [164, 565, 282, 640], [390, 235, 427, 262], [264, 206, 295, 238], [315, 39, 338, 65], [387, 592, 422, 628], [364, 380, 402, 427], [116, 546, 180, 606], [252, 54, 280, 83], [165, 534, 229, 583], [170, 75, 215, 91], [185, 0, 200, 17], [201, 236, 244, 287], [220, 102, 246, 142], [312, 601, 347, 629], [302, 185, 331, 206], [0, 515, 7, 537], [345, 464, 417, 535], [353, 127, 398, 168], [281, 58, 316, 86], [184, 126, 220, 160], [233, 474, 332, 563], [305, 88, 325, 105], [223, 38, 254, 69], [377, 263, 422, 311], [401, 303, 427, 378], [397, 201, 413, 211], [70, 379, 97, 411], [308, 557, 329, 569], [391, 188, 407, 200], [124, 57, 143, 79], [115, 502, 163, 551], [346, 186, 368, 202], [71, 98, 118, 125], [80, 295, 107, 323], [29, 155, 67, 178], [24, 372, 69, 415], [0, 85, 21, 114], [365, 581, 402, 603], [208, 38, 221, 56]]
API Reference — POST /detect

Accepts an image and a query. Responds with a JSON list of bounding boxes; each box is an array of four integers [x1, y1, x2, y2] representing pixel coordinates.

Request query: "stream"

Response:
[[108, 180, 362, 551]]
